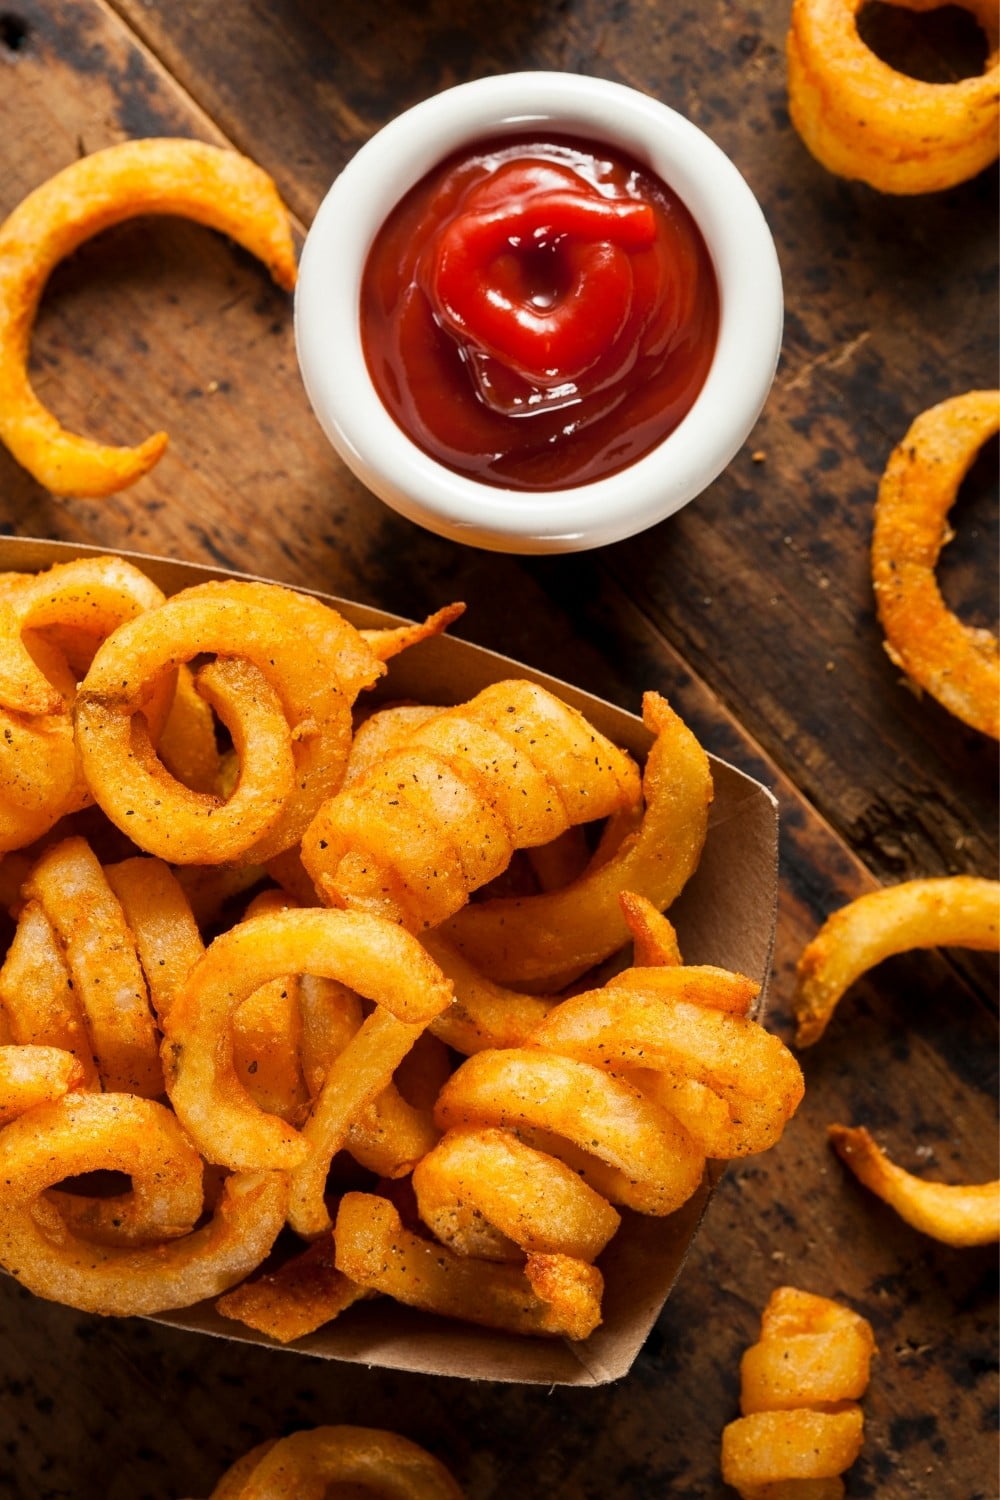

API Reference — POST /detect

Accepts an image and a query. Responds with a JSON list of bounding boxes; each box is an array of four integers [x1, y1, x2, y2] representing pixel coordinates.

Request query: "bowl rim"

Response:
[[294, 70, 783, 553]]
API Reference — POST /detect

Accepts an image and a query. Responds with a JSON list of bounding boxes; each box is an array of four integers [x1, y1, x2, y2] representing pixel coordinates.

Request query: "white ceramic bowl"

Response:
[[295, 71, 783, 554]]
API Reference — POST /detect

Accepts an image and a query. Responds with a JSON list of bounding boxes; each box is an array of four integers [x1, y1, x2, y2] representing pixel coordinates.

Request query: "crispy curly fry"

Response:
[[208, 1424, 466, 1500], [872, 390, 999, 737], [413, 1125, 620, 1262], [360, 602, 466, 662], [162, 907, 452, 1190], [216, 1236, 368, 1344], [302, 679, 641, 930], [0, 138, 296, 496], [0, 1092, 287, 1314], [0, 555, 169, 850], [76, 580, 384, 864], [421, 934, 556, 1054], [441, 693, 712, 986], [531, 967, 803, 1158], [829, 1123, 1000, 1247], [24, 836, 162, 1096], [722, 1408, 865, 1491], [0, 897, 99, 1087], [104, 856, 205, 1022], [0, 1043, 84, 1123], [434, 1047, 705, 1216], [334, 1192, 603, 1341], [621, 890, 683, 967], [787, 0, 1000, 194], [793, 875, 1000, 1046]]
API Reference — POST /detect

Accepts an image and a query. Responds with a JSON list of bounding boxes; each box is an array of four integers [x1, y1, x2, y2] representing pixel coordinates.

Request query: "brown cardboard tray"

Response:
[[0, 535, 779, 1387]]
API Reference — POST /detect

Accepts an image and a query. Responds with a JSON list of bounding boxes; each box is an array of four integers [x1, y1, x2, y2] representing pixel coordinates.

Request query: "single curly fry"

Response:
[[302, 679, 641, 930], [0, 897, 99, 1087], [829, 1123, 1000, 1247], [24, 836, 162, 1096], [0, 1043, 84, 1123], [793, 875, 1000, 1046], [0, 138, 297, 496], [210, 1424, 466, 1500], [434, 1047, 705, 1216], [872, 390, 999, 737], [787, 0, 1000, 194], [722, 1408, 865, 1490], [413, 1125, 620, 1262], [441, 692, 712, 986], [530, 967, 803, 1158], [162, 907, 453, 1185], [0, 1092, 288, 1315], [334, 1192, 603, 1341], [76, 580, 384, 864]]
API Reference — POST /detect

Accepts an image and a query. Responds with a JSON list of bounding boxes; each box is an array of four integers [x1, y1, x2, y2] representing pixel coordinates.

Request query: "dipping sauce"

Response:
[[360, 134, 720, 491]]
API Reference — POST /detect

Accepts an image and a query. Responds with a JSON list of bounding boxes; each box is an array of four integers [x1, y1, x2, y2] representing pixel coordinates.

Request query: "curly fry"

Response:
[[0, 1092, 288, 1315], [76, 580, 384, 864], [209, 1424, 466, 1500], [334, 1192, 603, 1341], [0, 1043, 84, 1123], [441, 692, 712, 985], [216, 1236, 368, 1344], [0, 139, 296, 496], [829, 1123, 1000, 1247], [302, 679, 641, 930], [793, 876, 1000, 1047], [872, 391, 999, 737]]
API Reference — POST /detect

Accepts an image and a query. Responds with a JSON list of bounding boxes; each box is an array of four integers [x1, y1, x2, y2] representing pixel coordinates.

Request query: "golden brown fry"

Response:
[[24, 836, 162, 1096], [104, 856, 205, 1022], [793, 875, 1000, 1047], [302, 679, 641, 930], [829, 1123, 1000, 1247], [76, 581, 384, 865], [620, 890, 683, 967], [0, 897, 99, 1087], [0, 1092, 287, 1315], [0, 1043, 84, 1123], [360, 601, 466, 662], [872, 391, 999, 737], [334, 1191, 603, 1341], [531, 968, 803, 1158], [441, 693, 712, 986], [422, 934, 556, 1054], [413, 1126, 620, 1262], [210, 1424, 466, 1500], [162, 907, 452, 1191], [434, 1047, 705, 1216], [216, 1236, 367, 1343], [0, 138, 296, 496], [722, 1408, 864, 1490], [787, 0, 1000, 194]]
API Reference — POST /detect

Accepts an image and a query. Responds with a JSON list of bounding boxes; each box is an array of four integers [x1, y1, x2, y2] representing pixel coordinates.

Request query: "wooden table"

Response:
[[0, 3, 996, 1496]]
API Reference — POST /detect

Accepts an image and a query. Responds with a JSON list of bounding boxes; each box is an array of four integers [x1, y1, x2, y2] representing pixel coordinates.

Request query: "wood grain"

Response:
[[0, 1, 995, 1496]]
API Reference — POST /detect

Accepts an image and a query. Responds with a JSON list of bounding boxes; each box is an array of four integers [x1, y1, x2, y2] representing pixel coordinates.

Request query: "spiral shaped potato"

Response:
[[302, 679, 641, 930]]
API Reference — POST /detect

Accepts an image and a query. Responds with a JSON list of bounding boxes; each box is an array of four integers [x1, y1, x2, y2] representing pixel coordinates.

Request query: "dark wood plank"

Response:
[[0, 2, 995, 1497]]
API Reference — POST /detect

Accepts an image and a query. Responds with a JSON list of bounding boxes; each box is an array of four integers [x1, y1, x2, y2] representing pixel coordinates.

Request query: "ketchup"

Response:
[[360, 135, 719, 491]]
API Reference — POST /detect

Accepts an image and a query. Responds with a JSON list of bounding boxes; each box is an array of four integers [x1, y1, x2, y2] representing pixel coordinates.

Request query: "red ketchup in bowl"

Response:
[[360, 135, 720, 492]]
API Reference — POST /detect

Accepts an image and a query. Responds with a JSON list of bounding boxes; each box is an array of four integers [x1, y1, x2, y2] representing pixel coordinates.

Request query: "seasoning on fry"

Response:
[[0, 139, 297, 496]]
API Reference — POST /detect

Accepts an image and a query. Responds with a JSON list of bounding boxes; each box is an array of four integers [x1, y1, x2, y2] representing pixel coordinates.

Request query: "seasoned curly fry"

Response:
[[531, 967, 804, 1158], [434, 1047, 705, 1216], [302, 679, 641, 930], [0, 1043, 84, 1123], [207, 1424, 466, 1500], [872, 390, 999, 737], [441, 693, 712, 985], [76, 580, 384, 864], [334, 1192, 603, 1341], [0, 897, 99, 1087], [829, 1123, 1000, 1247], [787, 0, 1000, 194], [0, 1092, 287, 1315], [216, 1236, 368, 1344], [0, 138, 296, 496], [793, 875, 1000, 1046]]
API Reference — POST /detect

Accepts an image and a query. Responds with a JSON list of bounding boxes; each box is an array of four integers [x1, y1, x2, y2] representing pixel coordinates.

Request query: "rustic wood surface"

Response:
[[0, 2, 996, 1496]]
